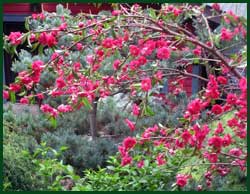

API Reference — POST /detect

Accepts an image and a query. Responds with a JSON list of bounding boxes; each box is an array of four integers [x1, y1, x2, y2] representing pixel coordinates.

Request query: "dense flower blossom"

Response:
[[8, 32, 22, 45], [58, 104, 73, 113], [181, 130, 192, 144], [204, 152, 218, 163], [32, 13, 45, 20], [217, 76, 227, 85], [211, 104, 223, 115], [226, 93, 237, 105], [190, 124, 210, 149], [38, 32, 57, 47], [220, 28, 233, 41], [113, 59, 121, 70], [229, 148, 242, 157], [157, 47, 171, 59], [215, 122, 224, 135], [239, 77, 247, 93], [40, 104, 59, 117], [76, 43, 83, 51], [121, 155, 132, 166], [9, 83, 21, 93], [137, 56, 147, 65], [124, 119, 135, 131], [205, 75, 220, 99], [227, 117, 239, 128], [32, 60, 44, 72], [20, 97, 29, 104], [36, 93, 44, 100], [156, 153, 166, 166], [186, 98, 202, 115], [208, 136, 223, 150], [141, 77, 152, 92], [137, 160, 144, 168], [212, 3, 221, 11], [176, 174, 189, 187], [56, 77, 66, 88], [129, 45, 140, 56], [3, 90, 9, 99], [193, 46, 202, 56], [73, 62, 82, 72], [123, 137, 137, 151], [112, 10, 121, 16], [173, 8, 182, 16], [102, 37, 114, 48], [132, 104, 140, 116]]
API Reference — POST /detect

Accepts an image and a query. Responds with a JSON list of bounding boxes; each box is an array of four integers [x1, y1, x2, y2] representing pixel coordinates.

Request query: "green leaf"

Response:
[[103, 22, 110, 29], [178, 117, 188, 124], [38, 44, 44, 55], [10, 91, 16, 103], [31, 42, 39, 52], [25, 18, 30, 31], [214, 34, 221, 48], [27, 34, 32, 48], [193, 58, 199, 64], [132, 83, 141, 89], [49, 117, 57, 128], [149, 8, 157, 19], [144, 105, 155, 116], [17, 90, 26, 97], [82, 97, 92, 110], [67, 165, 74, 173], [60, 146, 68, 152]]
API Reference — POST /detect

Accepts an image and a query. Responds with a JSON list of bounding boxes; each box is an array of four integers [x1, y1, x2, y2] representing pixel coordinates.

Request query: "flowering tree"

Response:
[[3, 3, 247, 190]]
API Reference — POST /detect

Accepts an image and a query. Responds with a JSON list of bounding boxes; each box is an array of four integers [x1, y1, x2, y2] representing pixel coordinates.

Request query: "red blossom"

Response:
[[9, 83, 21, 93], [215, 122, 224, 135], [211, 104, 223, 115], [38, 32, 57, 47], [132, 104, 140, 116], [58, 104, 73, 113], [220, 28, 233, 41], [137, 160, 144, 168], [226, 93, 237, 105], [212, 3, 221, 11], [156, 153, 166, 166], [3, 90, 9, 99], [204, 152, 218, 163], [76, 43, 83, 51], [157, 46, 171, 59], [229, 148, 242, 157], [8, 32, 22, 45], [124, 119, 135, 131], [217, 76, 227, 85], [113, 59, 121, 70], [32, 60, 44, 72], [56, 77, 66, 88], [129, 45, 140, 56], [102, 37, 114, 48], [176, 174, 189, 187], [20, 97, 29, 104], [193, 46, 202, 56], [141, 77, 152, 92], [208, 136, 223, 150], [121, 155, 132, 166], [123, 137, 137, 151]]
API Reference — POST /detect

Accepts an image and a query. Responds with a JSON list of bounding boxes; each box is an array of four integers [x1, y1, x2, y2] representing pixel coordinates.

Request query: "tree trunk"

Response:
[[89, 98, 98, 140]]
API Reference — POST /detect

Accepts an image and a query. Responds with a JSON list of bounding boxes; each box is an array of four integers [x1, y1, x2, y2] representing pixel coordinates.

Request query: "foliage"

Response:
[[3, 105, 53, 142], [26, 142, 80, 191], [3, 122, 43, 191], [41, 128, 117, 174], [72, 111, 246, 191]]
